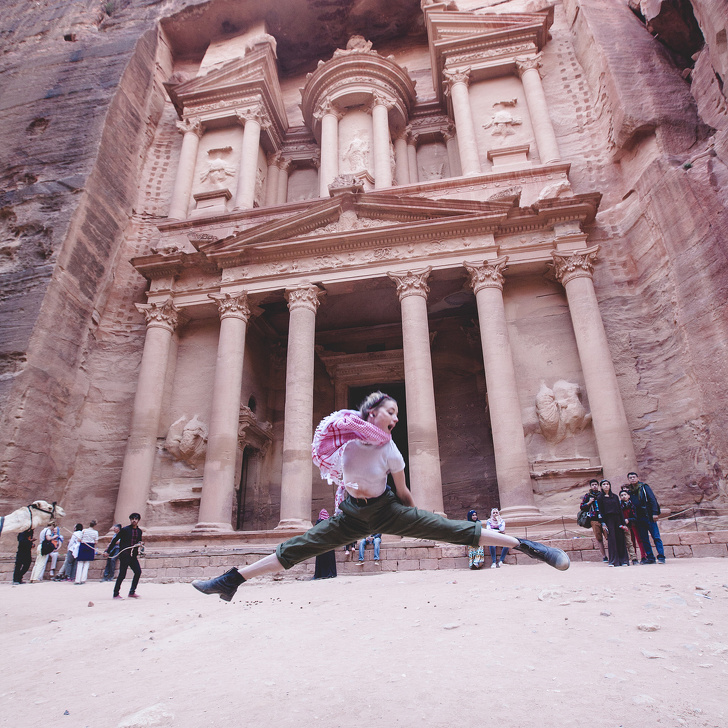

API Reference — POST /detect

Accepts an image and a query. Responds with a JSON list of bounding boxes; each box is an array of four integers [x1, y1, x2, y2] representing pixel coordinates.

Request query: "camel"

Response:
[[0, 500, 66, 537]]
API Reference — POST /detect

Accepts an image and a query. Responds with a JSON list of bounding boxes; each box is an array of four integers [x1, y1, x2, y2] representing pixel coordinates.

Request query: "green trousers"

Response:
[[277, 490, 482, 569]]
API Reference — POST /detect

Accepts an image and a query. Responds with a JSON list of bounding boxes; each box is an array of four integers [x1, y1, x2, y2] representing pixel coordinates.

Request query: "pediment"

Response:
[[173, 53, 269, 98], [193, 191, 518, 264]]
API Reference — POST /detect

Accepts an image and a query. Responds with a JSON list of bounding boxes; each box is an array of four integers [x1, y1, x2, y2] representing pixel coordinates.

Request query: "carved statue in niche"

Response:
[[483, 110, 522, 138], [254, 168, 265, 207], [523, 380, 592, 445], [200, 147, 236, 188], [164, 414, 209, 466], [342, 133, 370, 174]]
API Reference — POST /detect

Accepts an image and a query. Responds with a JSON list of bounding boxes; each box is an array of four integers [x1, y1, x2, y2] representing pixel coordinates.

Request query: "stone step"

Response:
[[2, 530, 726, 583]]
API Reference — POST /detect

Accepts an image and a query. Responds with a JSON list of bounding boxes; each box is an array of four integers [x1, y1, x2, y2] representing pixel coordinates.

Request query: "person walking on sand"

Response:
[[192, 391, 569, 602], [105, 513, 144, 599]]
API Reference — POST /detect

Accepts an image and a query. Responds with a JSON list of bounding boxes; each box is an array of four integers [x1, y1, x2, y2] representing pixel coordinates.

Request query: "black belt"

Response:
[[348, 491, 388, 507]]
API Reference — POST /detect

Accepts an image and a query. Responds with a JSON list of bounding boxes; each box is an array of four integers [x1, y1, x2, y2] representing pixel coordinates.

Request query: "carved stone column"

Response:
[[114, 300, 181, 523], [516, 56, 561, 165], [465, 259, 539, 518], [406, 126, 419, 183], [277, 157, 290, 205], [551, 247, 637, 480], [315, 98, 342, 197], [168, 118, 203, 220], [372, 93, 393, 189], [443, 124, 461, 177], [277, 285, 323, 530], [387, 268, 444, 515], [264, 152, 281, 207], [444, 68, 481, 177], [195, 293, 252, 532], [394, 131, 410, 186], [234, 107, 266, 210]]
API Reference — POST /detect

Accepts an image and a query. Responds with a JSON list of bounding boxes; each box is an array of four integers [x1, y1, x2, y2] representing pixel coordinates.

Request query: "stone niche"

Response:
[[470, 76, 536, 172], [505, 274, 601, 515]]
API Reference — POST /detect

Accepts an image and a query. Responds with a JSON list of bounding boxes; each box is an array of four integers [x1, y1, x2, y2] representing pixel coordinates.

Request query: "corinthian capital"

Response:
[[285, 284, 324, 313], [515, 55, 543, 78], [443, 67, 471, 94], [387, 267, 432, 301], [135, 299, 181, 332], [550, 246, 600, 286], [313, 97, 343, 121], [464, 257, 509, 294], [372, 91, 395, 110], [209, 292, 251, 322], [236, 104, 269, 127], [176, 117, 203, 137]]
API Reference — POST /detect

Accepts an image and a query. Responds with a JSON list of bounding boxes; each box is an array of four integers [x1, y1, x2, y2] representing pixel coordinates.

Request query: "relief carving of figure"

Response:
[[527, 380, 592, 444], [254, 168, 265, 207], [421, 162, 445, 180], [164, 414, 209, 466], [200, 147, 236, 188], [482, 110, 522, 137], [342, 134, 370, 174]]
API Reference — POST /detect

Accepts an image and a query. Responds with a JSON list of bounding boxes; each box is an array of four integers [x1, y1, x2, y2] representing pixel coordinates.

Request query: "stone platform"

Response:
[[2, 530, 726, 584]]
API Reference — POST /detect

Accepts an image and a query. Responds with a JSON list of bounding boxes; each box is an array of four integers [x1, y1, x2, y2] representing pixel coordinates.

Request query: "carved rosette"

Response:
[[388, 267, 432, 301], [135, 299, 181, 332], [464, 257, 509, 294], [550, 246, 599, 286], [209, 292, 251, 322], [285, 284, 323, 313], [176, 118, 203, 137], [443, 67, 471, 94], [515, 54, 543, 78]]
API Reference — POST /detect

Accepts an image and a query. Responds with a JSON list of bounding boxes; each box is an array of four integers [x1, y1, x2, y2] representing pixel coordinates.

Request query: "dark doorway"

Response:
[[348, 382, 410, 490], [235, 446, 253, 530]]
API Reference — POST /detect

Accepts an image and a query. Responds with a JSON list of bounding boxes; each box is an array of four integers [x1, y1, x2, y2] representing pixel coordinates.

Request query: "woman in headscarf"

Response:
[[312, 509, 337, 580], [193, 391, 570, 602], [486, 508, 509, 568], [466, 510, 485, 569]]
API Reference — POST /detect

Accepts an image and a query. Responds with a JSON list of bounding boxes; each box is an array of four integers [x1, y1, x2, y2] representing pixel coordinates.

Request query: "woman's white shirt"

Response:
[[342, 440, 405, 498], [80, 528, 98, 544]]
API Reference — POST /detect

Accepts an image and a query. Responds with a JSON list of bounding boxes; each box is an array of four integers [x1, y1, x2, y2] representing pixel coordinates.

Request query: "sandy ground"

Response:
[[1, 558, 727, 728]]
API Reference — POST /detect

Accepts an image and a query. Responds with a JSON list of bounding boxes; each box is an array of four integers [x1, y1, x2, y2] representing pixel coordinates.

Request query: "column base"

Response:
[[193, 522, 235, 534], [498, 505, 542, 521], [275, 518, 313, 531]]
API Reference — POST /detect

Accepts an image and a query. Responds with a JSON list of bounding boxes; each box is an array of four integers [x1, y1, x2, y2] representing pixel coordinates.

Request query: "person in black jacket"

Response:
[[12, 529, 34, 584], [596, 480, 629, 567], [627, 472, 665, 564], [104, 513, 144, 599], [580, 479, 608, 562]]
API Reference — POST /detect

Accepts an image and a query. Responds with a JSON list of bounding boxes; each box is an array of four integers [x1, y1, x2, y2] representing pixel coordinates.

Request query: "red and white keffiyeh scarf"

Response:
[[311, 409, 391, 495]]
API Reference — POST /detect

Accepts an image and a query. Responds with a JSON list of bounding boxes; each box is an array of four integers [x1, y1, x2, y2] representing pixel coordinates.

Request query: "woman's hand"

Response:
[[392, 470, 414, 507]]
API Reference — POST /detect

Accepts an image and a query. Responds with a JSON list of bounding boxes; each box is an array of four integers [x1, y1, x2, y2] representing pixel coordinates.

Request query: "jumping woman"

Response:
[[193, 392, 569, 601]]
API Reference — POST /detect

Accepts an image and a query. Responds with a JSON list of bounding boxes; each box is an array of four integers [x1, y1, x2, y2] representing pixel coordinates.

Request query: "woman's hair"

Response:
[[89, 520, 97, 528], [75, 523, 83, 531], [359, 391, 396, 421], [599, 479, 612, 492]]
